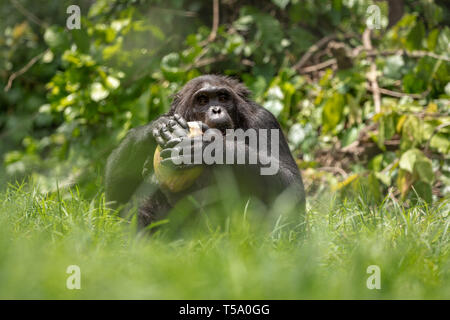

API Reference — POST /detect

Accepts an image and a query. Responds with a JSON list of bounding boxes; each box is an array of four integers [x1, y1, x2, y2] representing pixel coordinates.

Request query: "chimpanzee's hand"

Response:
[[159, 136, 203, 170], [152, 114, 190, 148], [159, 126, 225, 171]]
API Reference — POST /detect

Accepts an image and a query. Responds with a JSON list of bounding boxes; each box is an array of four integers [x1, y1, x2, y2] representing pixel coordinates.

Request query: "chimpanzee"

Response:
[[105, 75, 305, 229]]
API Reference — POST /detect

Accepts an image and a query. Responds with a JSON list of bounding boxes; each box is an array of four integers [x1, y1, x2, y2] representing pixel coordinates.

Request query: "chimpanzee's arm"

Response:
[[105, 115, 173, 208], [247, 105, 304, 195]]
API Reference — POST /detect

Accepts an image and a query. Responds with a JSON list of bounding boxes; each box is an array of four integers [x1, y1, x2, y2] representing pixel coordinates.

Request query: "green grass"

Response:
[[0, 182, 449, 299]]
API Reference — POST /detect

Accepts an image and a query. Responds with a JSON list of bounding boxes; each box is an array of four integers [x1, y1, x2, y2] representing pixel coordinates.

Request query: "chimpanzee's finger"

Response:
[[160, 157, 195, 170], [159, 147, 179, 159], [174, 113, 188, 129], [168, 119, 177, 129], [160, 126, 174, 141], [156, 137, 165, 147], [153, 128, 166, 147], [168, 119, 190, 138], [200, 122, 210, 132], [152, 127, 160, 138], [165, 138, 183, 148]]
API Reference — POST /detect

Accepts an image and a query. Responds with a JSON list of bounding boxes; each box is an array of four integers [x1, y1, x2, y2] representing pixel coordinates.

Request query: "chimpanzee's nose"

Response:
[[211, 106, 221, 114]]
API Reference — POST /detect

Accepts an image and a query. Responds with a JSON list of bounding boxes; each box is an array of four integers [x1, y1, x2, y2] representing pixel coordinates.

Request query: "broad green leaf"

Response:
[[400, 116, 422, 149], [399, 148, 434, 184], [397, 169, 413, 199], [415, 160, 434, 184], [423, 1, 443, 27], [406, 21, 425, 50], [436, 27, 449, 54], [71, 28, 90, 53], [412, 181, 432, 204], [430, 133, 450, 154], [322, 93, 345, 133], [399, 148, 423, 173], [341, 127, 359, 147], [383, 55, 404, 79], [375, 171, 391, 186], [378, 114, 395, 149], [44, 26, 70, 51], [403, 73, 426, 94], [427, 29, 440, 51]]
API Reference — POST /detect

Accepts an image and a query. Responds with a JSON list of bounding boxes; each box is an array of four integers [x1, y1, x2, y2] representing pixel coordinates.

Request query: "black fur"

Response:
[[105, 75, 305, 229]]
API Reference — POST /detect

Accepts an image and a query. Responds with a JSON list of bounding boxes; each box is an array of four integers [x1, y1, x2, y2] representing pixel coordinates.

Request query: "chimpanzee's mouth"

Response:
[[205, 119, 233, 136]]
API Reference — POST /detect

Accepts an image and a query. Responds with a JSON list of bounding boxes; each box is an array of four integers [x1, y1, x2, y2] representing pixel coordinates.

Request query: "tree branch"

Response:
[[293, 33, 355, 71], [208, 0, 219, 42], [363, 29, 381, 114], [365, 49, 450, 62], [4, 49, 49, 92], [9, 0, 45, 27], [365, 84, 429, 100], [298, 59, 336, 73]]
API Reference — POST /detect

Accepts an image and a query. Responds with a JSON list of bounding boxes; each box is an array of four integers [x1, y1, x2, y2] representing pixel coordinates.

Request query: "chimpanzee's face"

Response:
[[190, 83, 236, 133]]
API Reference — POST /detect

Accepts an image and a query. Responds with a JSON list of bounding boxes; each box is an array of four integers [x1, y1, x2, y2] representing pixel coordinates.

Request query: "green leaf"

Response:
[[399, 148, 434, 184], [322, 93, 344, 133], [341, 126, 359, 147], [90, 82, 109, 102], [71, 28, 90, 53], [106, 76, 120, 90], [161, 53, 183, 81], [406, 21, 425, 50], [400, 116, 422, 149], [412, 181, 432, 204], [288, 27, 317, 52], [368, 172, 382, 202], [44, 26, 70, 52], [102, 37, 122, 60], [436, 27, 449, 54], [288, 123, 306, 146], [430, 133, 450, 154], [378, 114, 395, 149], [423, 2, 443, 28], [427, 29, 440, 51], [403, 73, 425, 94], [272, 0, 290, 10], [263, 99, 283, 117], [383, 55, 404, 79], [375, 171, 392, 186], [415, 160, 434, 184], [399, 148, 423, 173], [369, 154, 383, 172]]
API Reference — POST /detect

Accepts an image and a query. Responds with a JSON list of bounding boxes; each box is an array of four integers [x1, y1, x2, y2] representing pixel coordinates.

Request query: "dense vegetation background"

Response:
[[1, 0, 449, 203], [0, 0, 449, 299]]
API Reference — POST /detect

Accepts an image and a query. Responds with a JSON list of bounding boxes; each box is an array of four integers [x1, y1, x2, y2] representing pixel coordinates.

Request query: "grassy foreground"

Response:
[[0, 183, 449, 299]]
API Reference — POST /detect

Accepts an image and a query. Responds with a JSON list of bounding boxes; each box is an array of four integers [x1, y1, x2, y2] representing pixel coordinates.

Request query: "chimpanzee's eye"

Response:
[[197, 94, 208, 105], [218, 92, 229, 103]]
